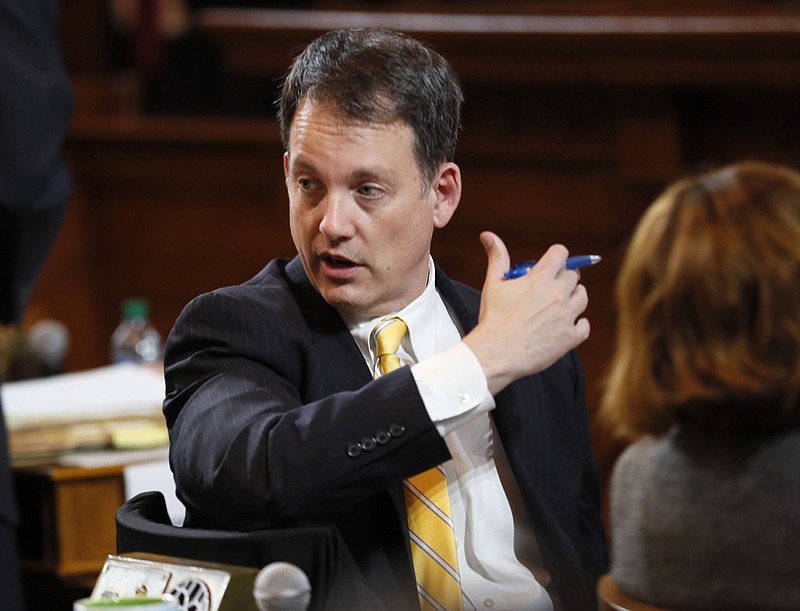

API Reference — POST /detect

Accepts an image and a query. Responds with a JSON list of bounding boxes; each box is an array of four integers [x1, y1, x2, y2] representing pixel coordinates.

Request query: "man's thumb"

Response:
[[480, 231, 510, 283]]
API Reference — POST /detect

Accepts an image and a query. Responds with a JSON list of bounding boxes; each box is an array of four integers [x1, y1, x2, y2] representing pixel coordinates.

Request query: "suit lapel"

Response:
[[284, 257, 372, 392], [284, 258, 420, 600]]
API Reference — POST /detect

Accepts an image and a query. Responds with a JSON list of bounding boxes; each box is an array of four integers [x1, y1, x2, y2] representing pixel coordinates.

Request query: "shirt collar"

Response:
[[343, 257, 439, 365]]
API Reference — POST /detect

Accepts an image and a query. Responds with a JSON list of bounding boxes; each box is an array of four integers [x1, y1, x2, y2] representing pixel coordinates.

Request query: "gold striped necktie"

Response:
[[372, 317, 463, 610], [374, 317, 408, 375]]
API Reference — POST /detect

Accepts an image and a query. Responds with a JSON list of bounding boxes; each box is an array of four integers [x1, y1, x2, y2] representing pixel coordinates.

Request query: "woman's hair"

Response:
[[277, 27, 463, 186], [601, 161, 800, 439]]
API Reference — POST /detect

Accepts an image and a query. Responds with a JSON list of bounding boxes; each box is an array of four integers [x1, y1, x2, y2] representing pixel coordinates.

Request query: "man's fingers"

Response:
[[534, 244, 570, 278], [575, 317, 591, 342]]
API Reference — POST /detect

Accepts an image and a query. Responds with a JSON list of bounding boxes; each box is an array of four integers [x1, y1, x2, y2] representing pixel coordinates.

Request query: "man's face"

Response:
[[285, 99, 459, 318]]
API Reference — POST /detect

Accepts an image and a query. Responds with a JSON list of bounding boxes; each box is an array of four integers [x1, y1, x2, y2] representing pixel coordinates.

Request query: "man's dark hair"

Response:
[[277, 28, 464, 185]]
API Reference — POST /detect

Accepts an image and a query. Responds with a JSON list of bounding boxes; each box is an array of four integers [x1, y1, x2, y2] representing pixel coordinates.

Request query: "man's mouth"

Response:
[[321, 254, 358, 269]]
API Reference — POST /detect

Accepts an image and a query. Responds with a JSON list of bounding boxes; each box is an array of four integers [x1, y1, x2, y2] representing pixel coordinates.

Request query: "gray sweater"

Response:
[[610, 426, 800, 610]]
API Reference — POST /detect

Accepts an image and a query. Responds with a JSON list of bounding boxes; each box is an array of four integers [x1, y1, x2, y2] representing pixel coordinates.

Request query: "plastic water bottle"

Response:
[[110, 298, 163, 364]]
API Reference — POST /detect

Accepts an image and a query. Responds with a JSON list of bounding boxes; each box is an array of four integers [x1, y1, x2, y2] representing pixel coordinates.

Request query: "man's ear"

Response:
[[283, 151, 290, 178], [430, 161, 462, 229]]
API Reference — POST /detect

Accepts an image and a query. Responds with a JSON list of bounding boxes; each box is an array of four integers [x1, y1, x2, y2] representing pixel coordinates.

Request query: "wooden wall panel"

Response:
[[28, 116, 291, 370]]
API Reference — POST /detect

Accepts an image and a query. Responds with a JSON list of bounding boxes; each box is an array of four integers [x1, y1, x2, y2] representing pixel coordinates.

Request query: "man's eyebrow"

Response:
[[287, 155, 317, 174], [350, 167, 393, 183], [288, 156, 395, 184]]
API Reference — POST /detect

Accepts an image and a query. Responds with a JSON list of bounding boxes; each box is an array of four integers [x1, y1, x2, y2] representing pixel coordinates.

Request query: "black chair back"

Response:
[[116, 491, 387, 610]]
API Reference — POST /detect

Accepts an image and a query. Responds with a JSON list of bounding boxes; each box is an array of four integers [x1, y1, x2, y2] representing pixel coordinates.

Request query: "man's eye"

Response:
[[358, 185, 383, 198], [298, 178, 315, 190]]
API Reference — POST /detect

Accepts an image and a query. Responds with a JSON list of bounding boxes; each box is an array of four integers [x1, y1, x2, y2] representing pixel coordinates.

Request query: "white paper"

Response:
[[1, 363, 166, 430], [124, 458, 186, 526], [59, 446, 170, 468]]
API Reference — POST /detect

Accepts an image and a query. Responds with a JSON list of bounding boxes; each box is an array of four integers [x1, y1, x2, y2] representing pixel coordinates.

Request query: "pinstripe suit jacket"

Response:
[[163, 256, 607, 610]]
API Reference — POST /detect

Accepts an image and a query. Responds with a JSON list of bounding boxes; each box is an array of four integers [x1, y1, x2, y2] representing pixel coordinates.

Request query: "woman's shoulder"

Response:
[[612, 425, 800, 505]]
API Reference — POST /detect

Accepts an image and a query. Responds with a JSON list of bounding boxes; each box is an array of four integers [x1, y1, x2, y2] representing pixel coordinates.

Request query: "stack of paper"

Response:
[[2, 363, 167, 466]]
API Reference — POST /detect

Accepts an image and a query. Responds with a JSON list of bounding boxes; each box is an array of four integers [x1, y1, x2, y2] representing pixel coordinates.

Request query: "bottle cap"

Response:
[[122, 298, 149, 320]]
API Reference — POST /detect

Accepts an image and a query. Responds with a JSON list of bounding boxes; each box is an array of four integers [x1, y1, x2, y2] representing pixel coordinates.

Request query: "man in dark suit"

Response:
[[0, 2, 74, 609], [164, 28, 607, 610]]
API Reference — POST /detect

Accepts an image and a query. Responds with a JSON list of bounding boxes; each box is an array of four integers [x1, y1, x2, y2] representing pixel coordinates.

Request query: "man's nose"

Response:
[[318, 191, 356, 240]]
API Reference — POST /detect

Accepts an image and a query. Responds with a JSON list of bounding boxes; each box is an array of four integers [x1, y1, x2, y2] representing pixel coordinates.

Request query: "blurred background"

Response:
[[10, 0, 800, 545]]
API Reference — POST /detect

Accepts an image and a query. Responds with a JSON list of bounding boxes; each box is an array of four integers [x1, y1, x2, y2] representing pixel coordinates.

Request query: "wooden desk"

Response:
[[14, 464, 126, 590]]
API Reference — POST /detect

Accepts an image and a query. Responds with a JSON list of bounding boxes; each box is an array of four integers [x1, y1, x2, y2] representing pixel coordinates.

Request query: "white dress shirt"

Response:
[[343, 258, 552, 611]]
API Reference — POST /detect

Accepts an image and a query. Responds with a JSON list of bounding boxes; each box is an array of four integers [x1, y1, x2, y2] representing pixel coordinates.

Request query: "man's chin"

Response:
[[317, 284, 365, 313]]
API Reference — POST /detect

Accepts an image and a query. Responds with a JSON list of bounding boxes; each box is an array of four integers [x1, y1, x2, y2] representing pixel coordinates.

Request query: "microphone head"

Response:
[[27, 318, 69, 373], [253, 562, 311, 611]]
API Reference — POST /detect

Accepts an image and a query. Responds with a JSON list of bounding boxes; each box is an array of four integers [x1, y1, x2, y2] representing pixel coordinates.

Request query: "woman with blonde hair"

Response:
[[602, 160, 800, 610]]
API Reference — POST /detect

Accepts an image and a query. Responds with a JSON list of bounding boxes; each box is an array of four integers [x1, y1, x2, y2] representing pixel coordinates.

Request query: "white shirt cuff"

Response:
[[411, 341, 496, 436]]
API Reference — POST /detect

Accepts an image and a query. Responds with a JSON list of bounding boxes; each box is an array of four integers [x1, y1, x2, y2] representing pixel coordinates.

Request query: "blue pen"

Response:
[[503, 255, 602, 279]]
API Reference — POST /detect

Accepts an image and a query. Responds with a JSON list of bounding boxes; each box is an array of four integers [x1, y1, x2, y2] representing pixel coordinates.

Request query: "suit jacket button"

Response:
[[346, 443, 362, 458], [376, 430, 391, 445], [389, 423, 406, 437], [360, 436, 377, 451]]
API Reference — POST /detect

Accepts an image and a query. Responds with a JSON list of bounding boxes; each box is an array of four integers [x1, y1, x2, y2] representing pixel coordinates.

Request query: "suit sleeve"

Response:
[[163, 286, 450, 530]]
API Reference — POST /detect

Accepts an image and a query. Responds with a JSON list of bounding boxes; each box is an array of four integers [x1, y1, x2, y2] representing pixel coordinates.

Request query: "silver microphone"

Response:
[[253, 562, 311, 611], [28, 318, 69, 376]]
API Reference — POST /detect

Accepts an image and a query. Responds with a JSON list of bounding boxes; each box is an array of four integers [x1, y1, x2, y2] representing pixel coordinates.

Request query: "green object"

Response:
[[73, 598, 177, 608], [122, 298, 150, 320]]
